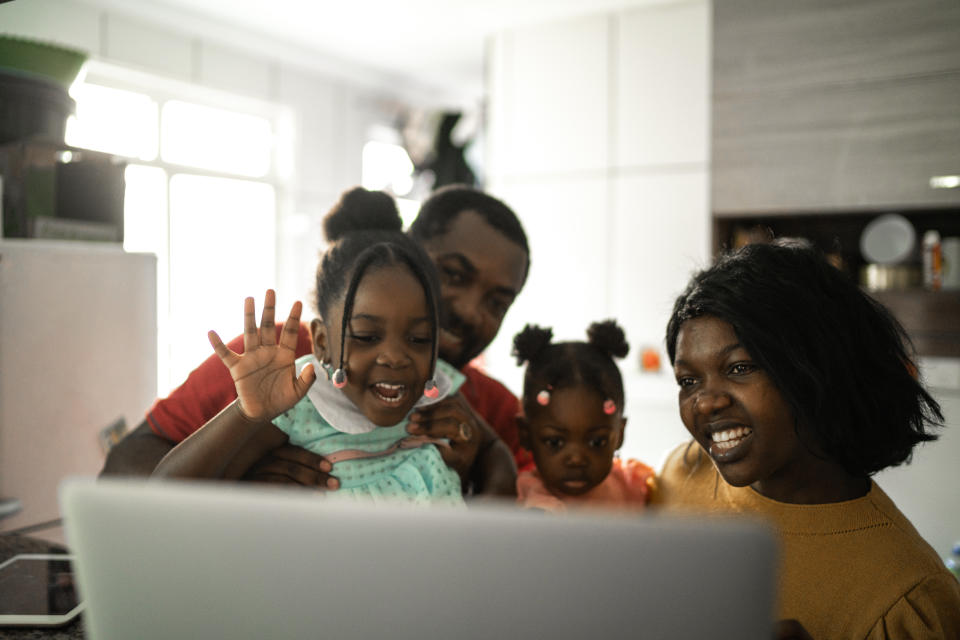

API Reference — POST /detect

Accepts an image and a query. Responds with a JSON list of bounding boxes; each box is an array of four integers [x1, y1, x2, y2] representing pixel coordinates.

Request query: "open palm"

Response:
[[208, 290, 316, 422]]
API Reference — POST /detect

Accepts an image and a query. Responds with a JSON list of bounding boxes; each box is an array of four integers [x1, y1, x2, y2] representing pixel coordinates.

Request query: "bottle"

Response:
[[922, 230, 942, 291]]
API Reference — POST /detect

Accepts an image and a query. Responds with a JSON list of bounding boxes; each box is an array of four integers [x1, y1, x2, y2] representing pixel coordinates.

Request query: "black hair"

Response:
[[408, 184, 531, 282], [315, 186, 442, 376], [513, 320, 630, 414], [665, 240, 942, 477]]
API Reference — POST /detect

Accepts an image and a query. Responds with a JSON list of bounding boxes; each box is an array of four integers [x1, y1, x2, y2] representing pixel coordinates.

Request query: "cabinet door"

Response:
[[712, 0, 960, 213], [488, 16, 610, 178], [713, 72, 960, 213], [714, 0, 960, 93], [616, 1, 710, 168]]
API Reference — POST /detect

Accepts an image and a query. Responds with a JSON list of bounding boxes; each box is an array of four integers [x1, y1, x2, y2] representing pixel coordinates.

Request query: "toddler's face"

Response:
[[522, 386, 625, 496], [315, 264, 435, 427]]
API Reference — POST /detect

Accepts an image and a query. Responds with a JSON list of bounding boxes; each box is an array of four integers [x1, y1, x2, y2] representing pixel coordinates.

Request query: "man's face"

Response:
[[419, 210, 528, 369]]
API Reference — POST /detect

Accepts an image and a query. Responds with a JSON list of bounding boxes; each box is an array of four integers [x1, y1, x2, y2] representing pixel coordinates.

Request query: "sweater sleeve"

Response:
[[865, 573, 960, 640]]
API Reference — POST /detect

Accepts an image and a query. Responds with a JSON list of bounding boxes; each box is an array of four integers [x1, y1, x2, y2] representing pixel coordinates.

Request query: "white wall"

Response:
[[484, 0, 712, 468], [876, 367, 960, 559]]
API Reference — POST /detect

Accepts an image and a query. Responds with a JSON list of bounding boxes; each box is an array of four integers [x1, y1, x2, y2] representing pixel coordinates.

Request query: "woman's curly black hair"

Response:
[[315, 186, 441, 376], [665, 240, 942, 477], [513, 320, 629, 413]]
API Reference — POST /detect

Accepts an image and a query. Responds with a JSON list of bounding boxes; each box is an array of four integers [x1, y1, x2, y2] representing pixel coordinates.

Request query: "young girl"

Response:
[[659, 240, 960, 638], [512, 321, 656, 513], [153, 190, 510, 503]]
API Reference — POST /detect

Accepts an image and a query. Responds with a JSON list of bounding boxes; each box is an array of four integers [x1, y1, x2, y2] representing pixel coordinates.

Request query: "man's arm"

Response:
[[100, 420, 175, 476], [469, 436, 517, 498]]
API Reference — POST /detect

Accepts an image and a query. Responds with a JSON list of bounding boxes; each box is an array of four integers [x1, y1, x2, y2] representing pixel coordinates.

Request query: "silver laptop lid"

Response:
[[60, 478, 776, 640]]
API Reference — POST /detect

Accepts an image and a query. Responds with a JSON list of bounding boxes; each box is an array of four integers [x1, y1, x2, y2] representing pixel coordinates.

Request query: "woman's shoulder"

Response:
[[652, 441, 716, 507], [659, 441, 710, 481], [865, 572, 960, 639]]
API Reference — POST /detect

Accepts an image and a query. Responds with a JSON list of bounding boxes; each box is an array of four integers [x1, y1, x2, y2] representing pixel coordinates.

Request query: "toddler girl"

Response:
[[512, 321, 656, 512], [153, 189, 503, 503]]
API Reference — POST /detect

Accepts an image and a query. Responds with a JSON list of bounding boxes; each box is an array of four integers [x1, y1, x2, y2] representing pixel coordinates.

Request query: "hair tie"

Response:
[[603, 399, 617, 415], [536, 386, 552, 406]]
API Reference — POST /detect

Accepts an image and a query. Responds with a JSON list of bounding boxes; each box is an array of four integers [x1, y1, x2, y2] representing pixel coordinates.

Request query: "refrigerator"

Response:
[[0, 239, 157, 543]]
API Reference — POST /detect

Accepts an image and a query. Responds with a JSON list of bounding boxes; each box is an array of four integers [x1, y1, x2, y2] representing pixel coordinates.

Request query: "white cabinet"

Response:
[[0, 240, 157, 542], [485, 1, 710, 463], [616, 2, 711, 168], [489, 16, 610, 179]]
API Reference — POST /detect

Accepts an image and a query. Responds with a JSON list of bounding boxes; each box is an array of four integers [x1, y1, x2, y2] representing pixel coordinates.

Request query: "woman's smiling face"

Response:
[[314, 263, 434, 427], [672, 315, 826, 502]]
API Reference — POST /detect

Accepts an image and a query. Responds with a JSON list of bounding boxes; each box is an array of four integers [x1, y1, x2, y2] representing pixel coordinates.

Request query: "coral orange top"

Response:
[[516, 458, 657, 513]]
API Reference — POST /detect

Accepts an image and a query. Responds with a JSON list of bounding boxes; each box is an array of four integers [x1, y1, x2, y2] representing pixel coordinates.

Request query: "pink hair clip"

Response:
[[603, 399, 617, 415], [536, 387, 552, 406]]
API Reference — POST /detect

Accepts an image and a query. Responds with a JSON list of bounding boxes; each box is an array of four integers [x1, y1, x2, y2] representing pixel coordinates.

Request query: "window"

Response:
[[68, 64, 284, 395]]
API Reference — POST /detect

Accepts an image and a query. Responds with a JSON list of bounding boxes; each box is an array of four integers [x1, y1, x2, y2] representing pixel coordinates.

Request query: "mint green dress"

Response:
[[272, 356, 464, 504]]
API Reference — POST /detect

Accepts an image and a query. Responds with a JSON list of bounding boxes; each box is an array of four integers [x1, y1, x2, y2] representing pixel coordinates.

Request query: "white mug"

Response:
[[942, 237, 960, 290]]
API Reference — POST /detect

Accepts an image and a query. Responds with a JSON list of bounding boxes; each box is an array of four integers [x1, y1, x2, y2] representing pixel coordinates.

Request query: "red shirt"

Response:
[[147, 323, 531, 468]]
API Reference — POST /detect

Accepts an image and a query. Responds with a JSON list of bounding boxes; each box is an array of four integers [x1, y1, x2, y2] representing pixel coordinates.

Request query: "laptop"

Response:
[[59, 478, 777, 640]]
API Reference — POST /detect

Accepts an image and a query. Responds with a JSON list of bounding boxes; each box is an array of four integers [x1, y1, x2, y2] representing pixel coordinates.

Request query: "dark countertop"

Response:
[[0, 534, 86, 640]]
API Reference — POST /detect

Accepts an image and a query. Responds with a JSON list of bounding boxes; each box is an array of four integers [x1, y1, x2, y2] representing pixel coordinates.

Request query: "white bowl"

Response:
[[860, 213, 916, 265]]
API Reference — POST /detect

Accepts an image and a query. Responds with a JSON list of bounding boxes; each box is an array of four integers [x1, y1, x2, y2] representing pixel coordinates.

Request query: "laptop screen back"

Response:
[[60, 478, 776, 640]]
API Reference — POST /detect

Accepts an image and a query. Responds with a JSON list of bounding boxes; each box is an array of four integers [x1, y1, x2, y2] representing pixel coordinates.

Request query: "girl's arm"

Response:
[[152, 290, 316, 479], [152, 399, 288, 479]]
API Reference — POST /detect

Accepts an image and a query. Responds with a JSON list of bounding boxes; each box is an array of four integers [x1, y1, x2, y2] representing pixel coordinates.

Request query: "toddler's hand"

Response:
[[209, 290, 316, 422]]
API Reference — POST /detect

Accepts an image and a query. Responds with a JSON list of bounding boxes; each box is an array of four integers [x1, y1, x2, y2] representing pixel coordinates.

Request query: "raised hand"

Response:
[[208, 290, 316, 422]]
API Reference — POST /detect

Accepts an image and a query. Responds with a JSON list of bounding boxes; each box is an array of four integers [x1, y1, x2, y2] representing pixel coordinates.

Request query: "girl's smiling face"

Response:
[[314, 263, 435, 427], [520, 386, 625, 497], [673, 315, 833, 502]]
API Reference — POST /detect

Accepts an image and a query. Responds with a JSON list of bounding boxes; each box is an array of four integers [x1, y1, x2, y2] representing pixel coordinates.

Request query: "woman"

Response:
[[657, 240, 960, 639]]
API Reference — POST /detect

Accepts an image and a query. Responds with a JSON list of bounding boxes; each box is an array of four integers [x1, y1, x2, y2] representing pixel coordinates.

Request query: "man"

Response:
[[101, 185, 531, 494]]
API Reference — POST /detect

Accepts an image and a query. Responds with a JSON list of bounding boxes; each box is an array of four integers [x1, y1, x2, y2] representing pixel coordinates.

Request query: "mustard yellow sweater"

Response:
[[657, 443, 960, 640]]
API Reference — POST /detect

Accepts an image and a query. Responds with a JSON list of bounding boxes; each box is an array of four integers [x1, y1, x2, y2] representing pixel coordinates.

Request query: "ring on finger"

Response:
[[458, 421, 472, 442]]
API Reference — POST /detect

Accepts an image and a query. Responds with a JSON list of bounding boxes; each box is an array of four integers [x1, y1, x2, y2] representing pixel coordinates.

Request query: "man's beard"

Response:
[[438, 302, 485, 369]]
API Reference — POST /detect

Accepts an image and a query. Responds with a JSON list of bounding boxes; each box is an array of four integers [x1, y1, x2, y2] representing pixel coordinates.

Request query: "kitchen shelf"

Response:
[[868, 289, 960, 358], [712, 208, 960, 358]]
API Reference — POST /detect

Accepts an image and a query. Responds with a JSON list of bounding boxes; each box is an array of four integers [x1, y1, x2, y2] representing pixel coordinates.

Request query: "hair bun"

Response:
[[587, 320, 629, 359], [323, 187, 402, 243], [512, 324, 553, 366]]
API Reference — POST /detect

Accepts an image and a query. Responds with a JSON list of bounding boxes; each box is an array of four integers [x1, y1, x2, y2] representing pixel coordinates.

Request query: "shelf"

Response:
[[712, 209, 960, 358], [867, 289, 960, 358]]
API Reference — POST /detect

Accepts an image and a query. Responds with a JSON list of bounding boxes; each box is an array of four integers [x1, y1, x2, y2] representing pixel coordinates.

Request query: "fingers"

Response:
[[242, 295, 258, 353], [243, 445, 339, 490], [294, 362, 317, 398], [280, 300, 303, 352], [208, 330, 239, 368], [408, 397, 476, 445], [260, 289, 277, 346]]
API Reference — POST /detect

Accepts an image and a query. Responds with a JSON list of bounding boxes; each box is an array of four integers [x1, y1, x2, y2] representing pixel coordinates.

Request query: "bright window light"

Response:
[[123, 164, 170, 392], [167, 174, 277, 387], [162, 100, 273, 177], [123, 164, 168, 255], [396, 197, 421, 230], [362, 141, 415, 196], [65, 84, 158, 160]]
